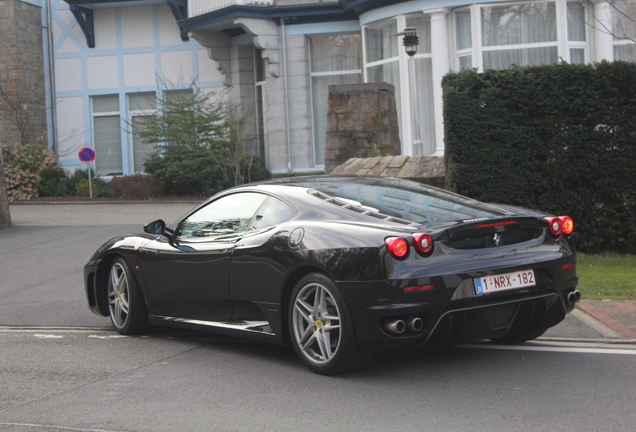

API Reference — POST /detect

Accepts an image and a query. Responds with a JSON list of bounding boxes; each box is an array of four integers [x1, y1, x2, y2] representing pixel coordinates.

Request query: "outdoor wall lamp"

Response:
[[397, 27, 422, 155], [402, 27, 419, 56]]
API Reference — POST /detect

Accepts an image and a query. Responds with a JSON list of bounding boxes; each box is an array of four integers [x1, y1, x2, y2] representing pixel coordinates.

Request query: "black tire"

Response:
[[107, 257, 148, 335], [288, 273, 374, 375], [490, 329, 547, 344]]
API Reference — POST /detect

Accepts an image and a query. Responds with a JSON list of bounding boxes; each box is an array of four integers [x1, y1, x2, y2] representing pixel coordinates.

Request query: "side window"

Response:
[[250, 198, 296, 230], [177, 193, 267, 239]]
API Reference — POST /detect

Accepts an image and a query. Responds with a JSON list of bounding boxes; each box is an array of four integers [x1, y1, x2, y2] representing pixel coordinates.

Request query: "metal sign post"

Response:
[[78, 146, 97, 199]]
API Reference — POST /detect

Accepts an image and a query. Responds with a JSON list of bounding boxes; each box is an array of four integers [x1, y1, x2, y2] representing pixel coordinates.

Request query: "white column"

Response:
[[424, 7, 450, 157], [593, 0, 614, 61]]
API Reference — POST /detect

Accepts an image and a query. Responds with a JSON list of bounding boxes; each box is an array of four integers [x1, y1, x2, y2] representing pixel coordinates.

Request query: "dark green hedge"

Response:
[[443, 61, 636, 254]]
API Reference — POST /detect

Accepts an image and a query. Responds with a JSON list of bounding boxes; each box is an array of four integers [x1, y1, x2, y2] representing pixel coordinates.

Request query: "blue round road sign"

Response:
[[78, 146, 96, 164]]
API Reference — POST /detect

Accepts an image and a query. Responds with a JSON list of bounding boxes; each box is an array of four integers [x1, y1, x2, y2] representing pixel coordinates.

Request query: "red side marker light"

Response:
[[562, 262, 575, 270], [544, 217, 563, 236], [559, 216, 574, 235], [412, 232, 434, 254], [404, 284, 436, 292], [385, 237, 409, 259]]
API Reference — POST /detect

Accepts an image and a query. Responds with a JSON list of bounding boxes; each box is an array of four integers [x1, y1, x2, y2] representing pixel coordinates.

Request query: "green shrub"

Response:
[[133, 85, 271, 193], [443, 61, 636, 254], [109, 174, 162, 200], [38, 166, 68, 197], [145, 145, 270, 196], [1, 144, 60, 201], [67, 168, 110, 197]]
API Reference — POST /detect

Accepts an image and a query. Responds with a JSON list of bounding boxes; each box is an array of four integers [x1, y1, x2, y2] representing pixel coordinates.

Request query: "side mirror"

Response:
[[144, 219, 166, 235]]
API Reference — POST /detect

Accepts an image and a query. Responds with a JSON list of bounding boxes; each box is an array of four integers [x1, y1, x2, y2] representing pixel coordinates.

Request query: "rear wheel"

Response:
[[289, 273, 373, 375], [107, 257, 148, 335]]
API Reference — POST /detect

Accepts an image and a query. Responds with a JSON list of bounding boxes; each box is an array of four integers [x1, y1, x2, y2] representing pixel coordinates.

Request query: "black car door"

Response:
[[139, 192, 268, 322]]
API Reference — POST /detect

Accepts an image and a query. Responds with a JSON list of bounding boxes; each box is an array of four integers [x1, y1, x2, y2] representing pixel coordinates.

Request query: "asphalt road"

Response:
[[1, 203, 635, 432], [0, 203, 196, 327]]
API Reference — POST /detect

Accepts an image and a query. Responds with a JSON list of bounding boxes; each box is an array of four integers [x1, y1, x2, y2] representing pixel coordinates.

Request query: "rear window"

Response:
[[312, 179, 504, 224]]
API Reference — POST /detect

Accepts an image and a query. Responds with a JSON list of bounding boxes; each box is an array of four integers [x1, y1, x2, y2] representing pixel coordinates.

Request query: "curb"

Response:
[[538, 336, 636, 345], [571, 308, 623, 338], [577, 301, 636, 338]]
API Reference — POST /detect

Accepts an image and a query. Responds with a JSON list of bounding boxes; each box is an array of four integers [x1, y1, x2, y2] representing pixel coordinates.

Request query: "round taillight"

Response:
[[559, 216, 574, 235], [544, 216, 563, 236], [412, 232, 434, 254], [385, 237, 409, 259]]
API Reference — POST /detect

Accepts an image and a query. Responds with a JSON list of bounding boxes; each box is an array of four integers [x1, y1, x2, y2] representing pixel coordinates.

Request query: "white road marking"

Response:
[[33, 334, 64, 339], [460, 342, 636, 355], [0, 422, 127, 432], [88, 335, 128, 340]]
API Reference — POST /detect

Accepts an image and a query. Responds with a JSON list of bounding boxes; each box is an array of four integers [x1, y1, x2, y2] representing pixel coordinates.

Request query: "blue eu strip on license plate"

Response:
[[475, 278, 484, 294]]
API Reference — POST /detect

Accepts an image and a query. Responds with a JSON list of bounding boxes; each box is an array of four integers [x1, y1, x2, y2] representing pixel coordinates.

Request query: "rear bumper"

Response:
[[338, 258, 577, 351], [347, 288, 569, 351]]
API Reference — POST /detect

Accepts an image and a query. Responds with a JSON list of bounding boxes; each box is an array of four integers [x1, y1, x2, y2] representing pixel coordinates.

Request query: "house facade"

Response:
[[7, 0, 635, 175]]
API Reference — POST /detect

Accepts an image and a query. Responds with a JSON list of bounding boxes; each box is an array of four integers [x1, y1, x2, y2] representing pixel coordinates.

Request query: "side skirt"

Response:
[[148, 315, 284, 345]]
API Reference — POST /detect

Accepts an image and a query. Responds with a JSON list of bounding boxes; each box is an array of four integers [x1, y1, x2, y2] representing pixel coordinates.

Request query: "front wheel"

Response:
[[289, 273, 373, 375], [107, 257, 148, 335]]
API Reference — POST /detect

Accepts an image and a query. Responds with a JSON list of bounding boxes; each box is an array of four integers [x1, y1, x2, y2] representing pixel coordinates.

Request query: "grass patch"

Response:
[[576, 253, 636, 300]]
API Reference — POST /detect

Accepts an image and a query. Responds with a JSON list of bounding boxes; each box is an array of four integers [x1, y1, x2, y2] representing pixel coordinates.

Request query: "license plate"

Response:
[[474, 270, 536, 294]]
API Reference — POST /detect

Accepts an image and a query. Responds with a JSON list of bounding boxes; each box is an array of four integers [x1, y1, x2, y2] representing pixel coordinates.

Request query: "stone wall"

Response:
[[324, 83, 401, 174], [0, 0, 47, 146], [331, 156, 446, 189]]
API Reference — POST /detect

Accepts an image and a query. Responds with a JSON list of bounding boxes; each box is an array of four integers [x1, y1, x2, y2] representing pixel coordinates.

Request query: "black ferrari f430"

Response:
[[84, 176, 580, 374]]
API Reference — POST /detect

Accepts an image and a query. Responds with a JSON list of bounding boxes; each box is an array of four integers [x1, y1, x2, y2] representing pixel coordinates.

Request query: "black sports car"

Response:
[[84, 176, 579, 375]]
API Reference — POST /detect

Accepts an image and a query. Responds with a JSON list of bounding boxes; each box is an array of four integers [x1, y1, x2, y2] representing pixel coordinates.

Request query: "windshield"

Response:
[[313, 179, 504, 224]]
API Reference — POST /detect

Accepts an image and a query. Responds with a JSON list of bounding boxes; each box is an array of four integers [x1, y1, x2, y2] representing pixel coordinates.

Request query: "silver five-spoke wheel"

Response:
[[108, 262, 130, 329], [106, 257, 148, 335], [292, 282, 341, 364], [289, 273, 373, 375]]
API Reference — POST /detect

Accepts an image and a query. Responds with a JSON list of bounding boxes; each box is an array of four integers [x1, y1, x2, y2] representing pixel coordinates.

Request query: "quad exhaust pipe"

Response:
[[383, 319, 406, 335], [406, 316, 424, 332], [382, 317, 424, 335], [567, 290, 581, 306]]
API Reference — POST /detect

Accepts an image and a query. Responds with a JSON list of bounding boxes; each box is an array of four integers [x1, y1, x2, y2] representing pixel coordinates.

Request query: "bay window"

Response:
[[612, 0, 636, 61], [454, 1, 590, 71]]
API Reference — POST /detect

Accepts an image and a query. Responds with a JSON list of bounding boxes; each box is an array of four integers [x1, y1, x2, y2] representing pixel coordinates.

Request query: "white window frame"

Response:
[[127, 92, 157, 174], [91, 94, 123, 177], [451, 0, 591, 72], [308, 33, 363, 167], [563, 0, 590, 63], [362, 14, 435, 156], [611, 0, 636, 60]]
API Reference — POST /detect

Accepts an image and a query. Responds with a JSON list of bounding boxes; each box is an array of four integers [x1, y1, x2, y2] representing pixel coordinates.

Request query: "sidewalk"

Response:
[[577, 300, 636, 338]]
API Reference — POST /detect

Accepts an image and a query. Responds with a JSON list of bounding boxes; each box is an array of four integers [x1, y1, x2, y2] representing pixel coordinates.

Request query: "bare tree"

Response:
[[0, 58, 47, 146], [580, 0, 636, 43], [0, 149, 11, 227], [213, 101, 258, 187]]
